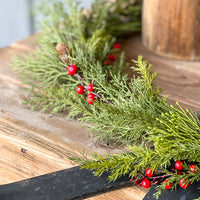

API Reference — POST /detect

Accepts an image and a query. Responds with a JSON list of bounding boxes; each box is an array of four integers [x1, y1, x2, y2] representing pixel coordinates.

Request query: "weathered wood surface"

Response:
[[0, 34, 200, 199], [87, 186, 148, 200], [142, 0, 200, 61]]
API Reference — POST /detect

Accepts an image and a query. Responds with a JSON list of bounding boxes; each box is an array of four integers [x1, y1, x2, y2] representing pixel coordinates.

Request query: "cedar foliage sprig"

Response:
[[12, 0, 165, 145], [33, 0, 141, 39], [78, 103, 200, 198], [12, 0, 200, 198]]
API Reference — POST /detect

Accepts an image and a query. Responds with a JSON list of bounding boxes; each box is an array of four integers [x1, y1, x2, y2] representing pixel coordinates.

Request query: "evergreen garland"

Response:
[[12, 0, 200, 199]]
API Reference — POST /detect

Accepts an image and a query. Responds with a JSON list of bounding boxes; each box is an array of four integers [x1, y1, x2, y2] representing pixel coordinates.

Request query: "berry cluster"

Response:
[[57, 42, 121, 105], [131, 161, 198, 190], [104, 43, 121, 65], [173, 160, 197, 189], [76, 83, 96, 105], [66, 64, 96, 104], [66, 64, 113, 105]]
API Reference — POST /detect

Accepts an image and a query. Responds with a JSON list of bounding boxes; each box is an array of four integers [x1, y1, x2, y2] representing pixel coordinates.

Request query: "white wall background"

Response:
[[0, 0, 93, 48]]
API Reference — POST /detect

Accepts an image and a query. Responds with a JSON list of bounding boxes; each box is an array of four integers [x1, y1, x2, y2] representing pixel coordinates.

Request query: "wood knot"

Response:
[[21, 148, 28, 153]]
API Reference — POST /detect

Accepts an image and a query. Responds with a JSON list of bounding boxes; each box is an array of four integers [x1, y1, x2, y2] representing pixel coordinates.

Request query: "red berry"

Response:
[[87, 93, 95, 105], [176, 171, 182, 175], [145, 168, 154, 177], [104, 60, 110, 65], [175, 161, 183, 170], [113, 43, 121, 49], [163, 180, 172, 190], [76, 86, 84, 94], [179, 179, 190, 189], [190, 164, 197, 173], [87, 84, 94, 92], [133, 180, 141, 185], [130, 177, 136, 182], [107, 54, 115, 61], [141, 179, 151, 188], [68, 65, 78, 75]]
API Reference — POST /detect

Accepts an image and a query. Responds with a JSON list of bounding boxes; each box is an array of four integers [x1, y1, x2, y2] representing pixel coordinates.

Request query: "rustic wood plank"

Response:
[[86, 186, 148, 200], [0, 117, 75, 184], [11, 35, 37, 52]]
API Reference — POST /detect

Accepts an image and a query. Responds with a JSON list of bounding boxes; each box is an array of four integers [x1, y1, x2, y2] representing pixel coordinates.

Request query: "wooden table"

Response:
[[0, 34, 200, 199]]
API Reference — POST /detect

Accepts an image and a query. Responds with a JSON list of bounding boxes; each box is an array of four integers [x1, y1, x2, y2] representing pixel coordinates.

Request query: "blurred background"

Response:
[[0, 0, 93, 48]]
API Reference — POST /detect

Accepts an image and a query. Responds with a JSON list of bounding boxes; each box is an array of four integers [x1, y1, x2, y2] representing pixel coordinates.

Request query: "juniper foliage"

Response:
[[12, 0, 200, 198], [12, 0, 164, 145], [78, 103, 200, 199]]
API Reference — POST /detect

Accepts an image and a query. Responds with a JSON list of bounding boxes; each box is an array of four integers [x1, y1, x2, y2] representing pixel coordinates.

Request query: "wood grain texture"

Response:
[[11, 35, 38, 52], [86, 186, 148, 200], [142, 0, 200, 60]]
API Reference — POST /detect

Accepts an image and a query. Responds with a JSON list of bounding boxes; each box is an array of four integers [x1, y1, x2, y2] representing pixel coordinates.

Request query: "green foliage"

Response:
[[12, 0, 156, 145], [76, 146, 155, 181], [33, 0, 141, 38], [150, 103, 200, 164], [81, 56, 168, 145], [12, 0, 200, 198], [87, 0, 141, 36], [78, 102, 200, 199]]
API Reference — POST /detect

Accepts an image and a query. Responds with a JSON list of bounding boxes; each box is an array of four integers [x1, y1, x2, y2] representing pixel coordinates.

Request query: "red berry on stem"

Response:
[[141, 179, 151, 188], [176, 171, 182, 175], [87, 84, 94, 92], [179, 179, 190, 189], [145, 168, 154, 177], [76, 86, 85, 94], [68, 65, 78, 75], [190, 164, 197, 173], [133, 180, 141, 185], [87, 93, 95, 105], [130, 177, 136, 182], [163, 180, 172, 190], [107, 54, 116, 61], [104, 60, 110, 65], [113, 43, 121, 49], [175, 161, 183, 170]]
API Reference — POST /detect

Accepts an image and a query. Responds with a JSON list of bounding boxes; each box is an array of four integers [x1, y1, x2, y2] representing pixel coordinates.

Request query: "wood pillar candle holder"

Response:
[[142, 0, 200, 61]]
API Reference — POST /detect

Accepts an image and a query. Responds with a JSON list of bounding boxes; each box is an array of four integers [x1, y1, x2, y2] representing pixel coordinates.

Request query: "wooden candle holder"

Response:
[[142, 0, 200, 61]]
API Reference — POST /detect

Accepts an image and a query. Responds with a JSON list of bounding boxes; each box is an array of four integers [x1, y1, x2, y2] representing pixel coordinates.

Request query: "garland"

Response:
[[12, 0, 200, 199]]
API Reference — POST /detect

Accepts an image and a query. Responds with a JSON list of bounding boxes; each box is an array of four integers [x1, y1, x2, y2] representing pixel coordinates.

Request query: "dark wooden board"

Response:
[[0, 166, 131, 200]]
